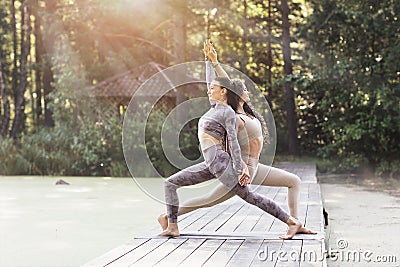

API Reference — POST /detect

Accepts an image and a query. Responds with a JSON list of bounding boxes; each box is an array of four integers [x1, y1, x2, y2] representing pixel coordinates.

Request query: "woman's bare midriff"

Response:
[[199, 132, 223, 149], [247, 136, 263, 159]]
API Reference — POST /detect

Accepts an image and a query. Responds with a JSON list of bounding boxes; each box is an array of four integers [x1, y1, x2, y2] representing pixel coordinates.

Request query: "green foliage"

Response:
[[0, 120, 129, 176], [144, 107, 201, 177], [121, 103, 202, 178], [1, 0, 399, 177], [296, 0, 400, 176], [0, 137, 30, 175]]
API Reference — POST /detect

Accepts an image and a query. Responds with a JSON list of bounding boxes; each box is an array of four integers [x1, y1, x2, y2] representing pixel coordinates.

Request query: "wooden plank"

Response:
[[172, 232, 325, 240], [304, 184, 324, 232], [305, 205, 324, 232], [153, 239, 206, 266], [132, 238, 187, 266], [202, 239, 244, 267], [232, 187, 275, 233], [268, 187, 290, 234], [179, 205, 220, 229], [297, 184, 310, 223], [227, 186, 277, 233], [275, 162, 317, 184], [140, 202, 242, 238], [300, 240, 326, 267], [137, 208, 210, 238], [182, 202, 237, 232], [251, 184, 271, 195], [234, 206, 264, 233], [226, 239, 266, 266], [249, 239, 284, 266], [274, 240, 302, 267], [82, 238, 150, 267], [215, 203, 251, 233], [200, 201, 246, 232], [250, 187, 280, 232], [106, 238, 168, 266], [179, 239, 225, 266]]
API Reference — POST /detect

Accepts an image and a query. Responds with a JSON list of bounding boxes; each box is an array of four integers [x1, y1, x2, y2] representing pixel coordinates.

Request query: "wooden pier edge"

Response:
[[84, 162, 327, 267]]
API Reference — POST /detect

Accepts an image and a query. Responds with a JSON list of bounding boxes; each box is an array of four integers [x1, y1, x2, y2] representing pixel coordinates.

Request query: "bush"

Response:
[[0, 118, 128, 176], [0, 137, 30, 175]]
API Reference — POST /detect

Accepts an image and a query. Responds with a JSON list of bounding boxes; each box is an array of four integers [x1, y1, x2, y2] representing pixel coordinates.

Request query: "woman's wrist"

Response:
[[212, 61, 219, 67]]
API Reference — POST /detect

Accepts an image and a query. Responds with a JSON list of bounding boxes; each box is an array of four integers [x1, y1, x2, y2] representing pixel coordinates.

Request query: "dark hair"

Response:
[[225, 78, 242, 112], [213, 77, 232, 90], [226, 78, 270, 144]]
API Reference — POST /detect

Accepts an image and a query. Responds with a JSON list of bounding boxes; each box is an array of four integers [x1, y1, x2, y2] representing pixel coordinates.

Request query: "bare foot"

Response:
[[297, 227, 317, 235], [280, 218, 302, 240], [157, 214, 168, 231], [158, 229, 180, 237], [158, 222, 180, 237]]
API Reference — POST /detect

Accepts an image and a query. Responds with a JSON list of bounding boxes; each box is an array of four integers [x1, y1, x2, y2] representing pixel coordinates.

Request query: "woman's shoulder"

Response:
[[236, 113, 246, 129], [221, 104, 235, 116], [236, 113, 246, 122], [237, 112, 255, 121]]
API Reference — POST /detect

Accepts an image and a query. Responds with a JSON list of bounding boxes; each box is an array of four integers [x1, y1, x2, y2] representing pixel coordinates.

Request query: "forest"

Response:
[[0, 0, 399, 177]]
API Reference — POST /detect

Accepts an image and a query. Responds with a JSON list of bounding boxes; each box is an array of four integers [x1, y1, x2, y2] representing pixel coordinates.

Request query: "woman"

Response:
[[158, 49, 304, 240], [177, 41, 307, 219], [158, 41, 315, 237]]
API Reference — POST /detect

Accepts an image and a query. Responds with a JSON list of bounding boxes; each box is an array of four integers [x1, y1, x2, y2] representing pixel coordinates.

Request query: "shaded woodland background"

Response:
[[0, 0, 399, 177]]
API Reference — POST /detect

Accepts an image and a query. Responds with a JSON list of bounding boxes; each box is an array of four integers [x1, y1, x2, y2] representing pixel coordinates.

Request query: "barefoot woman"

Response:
[[158, 62, 302, 240], [158, 41, 316, 237], [177, 41, 312, 222]]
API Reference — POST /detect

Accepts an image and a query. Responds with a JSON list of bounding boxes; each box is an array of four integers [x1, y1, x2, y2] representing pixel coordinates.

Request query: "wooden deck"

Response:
[[84, 162, 326, 267]]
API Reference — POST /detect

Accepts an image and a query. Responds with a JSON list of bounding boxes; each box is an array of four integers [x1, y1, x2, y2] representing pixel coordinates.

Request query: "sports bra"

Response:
[[236, 113, 262, 143]]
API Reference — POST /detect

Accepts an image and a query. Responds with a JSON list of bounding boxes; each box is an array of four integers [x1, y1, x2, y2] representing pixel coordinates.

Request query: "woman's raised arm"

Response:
[[204, 40, 229, 89]]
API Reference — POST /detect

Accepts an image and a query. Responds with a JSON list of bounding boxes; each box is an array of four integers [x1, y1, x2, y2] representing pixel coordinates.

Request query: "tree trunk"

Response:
[[43, 62, 54, 126], [266, 0, 273, 106], [280, 0, 299, 156], [0, 60, 11, 137], [11, 0, 31, 139], [241, 0, 248, 72], [33, 0, 43, 123], [42, 0, 57, 127], [172, 2, 186, 123], [11, 0, 18, 103]]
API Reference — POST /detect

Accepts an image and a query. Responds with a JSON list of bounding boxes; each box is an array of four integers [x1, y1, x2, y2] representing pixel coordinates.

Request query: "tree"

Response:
[[280, 0, 299, 155], [0, 2, 11, 137], [297, 0, 400, 175], [0, 60, 10, 137], [10, 0, 31, 139]]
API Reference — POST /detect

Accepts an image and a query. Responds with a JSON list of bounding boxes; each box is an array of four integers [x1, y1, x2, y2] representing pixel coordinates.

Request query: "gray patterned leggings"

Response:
[[164, 145, 290, 223]]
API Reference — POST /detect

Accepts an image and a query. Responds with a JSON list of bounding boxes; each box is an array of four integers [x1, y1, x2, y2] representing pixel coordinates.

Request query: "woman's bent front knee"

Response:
[[164, 176, 179, 191], [290, 174, 301, 188]]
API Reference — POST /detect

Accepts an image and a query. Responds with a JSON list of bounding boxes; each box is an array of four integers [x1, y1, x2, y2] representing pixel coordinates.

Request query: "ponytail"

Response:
[[226, 79, 242, 112]]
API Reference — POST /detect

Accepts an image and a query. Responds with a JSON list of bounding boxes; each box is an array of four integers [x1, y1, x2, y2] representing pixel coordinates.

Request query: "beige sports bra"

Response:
[[237, 113, 262, 143]]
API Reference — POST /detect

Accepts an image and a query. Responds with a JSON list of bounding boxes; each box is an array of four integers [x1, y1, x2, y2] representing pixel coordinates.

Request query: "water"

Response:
[[0, 176, 167, 267]]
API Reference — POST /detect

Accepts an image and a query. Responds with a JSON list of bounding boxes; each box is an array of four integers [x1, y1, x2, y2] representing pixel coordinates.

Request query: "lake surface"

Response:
[[0, 176, 168, 267], [0, 175, 223, 267]]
